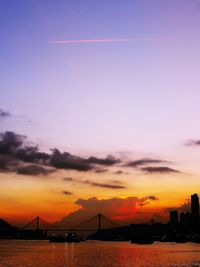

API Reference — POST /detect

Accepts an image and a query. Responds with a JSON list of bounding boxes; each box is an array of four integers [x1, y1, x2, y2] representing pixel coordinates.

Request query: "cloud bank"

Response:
[[58, 196, 159, 227], [0, 131, 181, 178], [0, 131, 120, 176]]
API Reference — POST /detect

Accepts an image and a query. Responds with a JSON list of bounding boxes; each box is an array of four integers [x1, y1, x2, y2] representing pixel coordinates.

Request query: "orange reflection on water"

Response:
[[1, 240, 200, 267]]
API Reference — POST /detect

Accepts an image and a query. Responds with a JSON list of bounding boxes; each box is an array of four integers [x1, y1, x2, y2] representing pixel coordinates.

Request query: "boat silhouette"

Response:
[[49, 232, 80, 243]]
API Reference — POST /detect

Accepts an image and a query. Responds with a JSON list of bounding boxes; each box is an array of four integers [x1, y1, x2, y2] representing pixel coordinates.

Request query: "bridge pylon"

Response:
[[98, 213, 101, 231]]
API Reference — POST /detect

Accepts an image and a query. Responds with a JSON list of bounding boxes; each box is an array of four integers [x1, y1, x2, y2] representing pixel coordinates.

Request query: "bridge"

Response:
[[21, 213, 119, 233]]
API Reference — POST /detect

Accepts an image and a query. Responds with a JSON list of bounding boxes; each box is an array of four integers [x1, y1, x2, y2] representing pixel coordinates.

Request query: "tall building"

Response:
[[180, 211, 190, 232], [170, 210, 178, 228], [191, 193, 199, 231]]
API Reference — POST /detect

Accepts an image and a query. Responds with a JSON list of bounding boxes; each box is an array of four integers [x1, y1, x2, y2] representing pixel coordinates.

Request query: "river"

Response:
[[1, 240, 200, 267]]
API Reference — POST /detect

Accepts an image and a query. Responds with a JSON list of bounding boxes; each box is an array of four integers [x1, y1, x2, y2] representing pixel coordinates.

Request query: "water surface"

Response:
[[1, 240, 200, 267]]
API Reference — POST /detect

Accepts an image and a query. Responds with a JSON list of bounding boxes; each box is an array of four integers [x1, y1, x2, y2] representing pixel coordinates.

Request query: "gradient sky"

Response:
[[1, 0, 200, 226]]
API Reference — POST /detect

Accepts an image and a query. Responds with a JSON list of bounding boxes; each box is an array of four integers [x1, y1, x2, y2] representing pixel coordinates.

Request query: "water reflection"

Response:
[[1, 241, 200, 267], [65, 243, 74, 267]]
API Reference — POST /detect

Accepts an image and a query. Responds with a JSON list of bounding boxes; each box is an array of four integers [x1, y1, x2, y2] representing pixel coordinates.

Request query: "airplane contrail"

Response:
[[48, 38, 172, 45]]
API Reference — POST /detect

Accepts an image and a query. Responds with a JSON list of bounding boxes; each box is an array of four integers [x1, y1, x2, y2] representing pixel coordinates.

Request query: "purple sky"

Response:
[[1, 0, 200, 153]]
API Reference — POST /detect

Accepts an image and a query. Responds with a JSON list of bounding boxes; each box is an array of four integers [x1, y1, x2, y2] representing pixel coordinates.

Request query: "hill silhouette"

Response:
[[0, 218, 14, 229]]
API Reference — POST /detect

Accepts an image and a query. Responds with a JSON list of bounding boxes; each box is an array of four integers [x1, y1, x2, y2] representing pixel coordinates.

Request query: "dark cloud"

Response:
[[185, 140, 200, 147], [0, 156, 9, 171], [138, 196, 159, 206], [0, 109, 11, 118], [0, 155, 19, 173], [125, 158, 167, 167], [0, 132, 45, 164], [50, 149, 120, 172], [50, 149, 93, 171], [138, 202, 149, 207], [148, 196, 159, 201], [0, 131, 120, 176], [17, 146, 50, 163], [62, 191, 73, 195], [0, 131, 25, 155], [0, 131, 51, 175], [17, 164, 54, 176], [95, 168, 108, 173], [87, 155, 120, 166], [1, 131, 175, 178], [84, 180, 126, 189], [142, 166, 180, 174]]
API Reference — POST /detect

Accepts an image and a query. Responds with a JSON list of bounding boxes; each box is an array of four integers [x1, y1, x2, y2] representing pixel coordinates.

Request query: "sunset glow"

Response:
[[1, 0, 200, 229]]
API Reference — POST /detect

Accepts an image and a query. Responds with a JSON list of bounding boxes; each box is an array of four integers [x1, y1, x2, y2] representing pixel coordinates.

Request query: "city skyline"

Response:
[[1, 0, 200, 225]]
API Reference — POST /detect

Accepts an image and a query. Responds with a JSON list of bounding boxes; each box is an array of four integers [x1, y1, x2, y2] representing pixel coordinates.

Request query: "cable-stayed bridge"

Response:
[[21, 213, 119, 233]]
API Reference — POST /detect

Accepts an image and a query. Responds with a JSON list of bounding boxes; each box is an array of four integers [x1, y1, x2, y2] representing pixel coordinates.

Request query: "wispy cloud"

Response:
[[49, 38, 172, 45], [87, 155, 120, 166], [185, 139, 200, 147], [63, 177, 74, 182], [113, 170, 124, 175], [62, 191, 73, 195], [0, 109, 34, 125], [125, 158, 168, 168], [142, 166, 181, 174], [84, 180, 126, 189], [63, 177, 126, 189], [0, 109, 11, 119], [95, 168, 108, 173]]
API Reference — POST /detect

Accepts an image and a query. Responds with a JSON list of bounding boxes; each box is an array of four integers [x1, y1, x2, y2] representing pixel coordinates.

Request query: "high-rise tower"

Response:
[[170, 210, 178, 229], [191, 193, 199, 231]]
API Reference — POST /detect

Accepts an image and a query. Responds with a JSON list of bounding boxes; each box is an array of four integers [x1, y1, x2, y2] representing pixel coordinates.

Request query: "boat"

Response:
[[49, 232, 80, 243], [49, 235, 66, 243], [130, 233, 154, 244], [175, 234, 187, 243]]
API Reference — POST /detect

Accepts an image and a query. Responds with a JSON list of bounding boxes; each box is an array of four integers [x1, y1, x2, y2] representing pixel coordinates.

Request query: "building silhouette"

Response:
[[170, 210, 178, 229], [191, 193, 199, 231], [180, 211, 190, 232], [1, 193, 200, 242]]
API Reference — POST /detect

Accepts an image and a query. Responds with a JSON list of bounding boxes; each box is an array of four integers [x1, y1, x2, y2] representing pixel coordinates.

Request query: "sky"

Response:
[[1, 0, 200, 226]]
